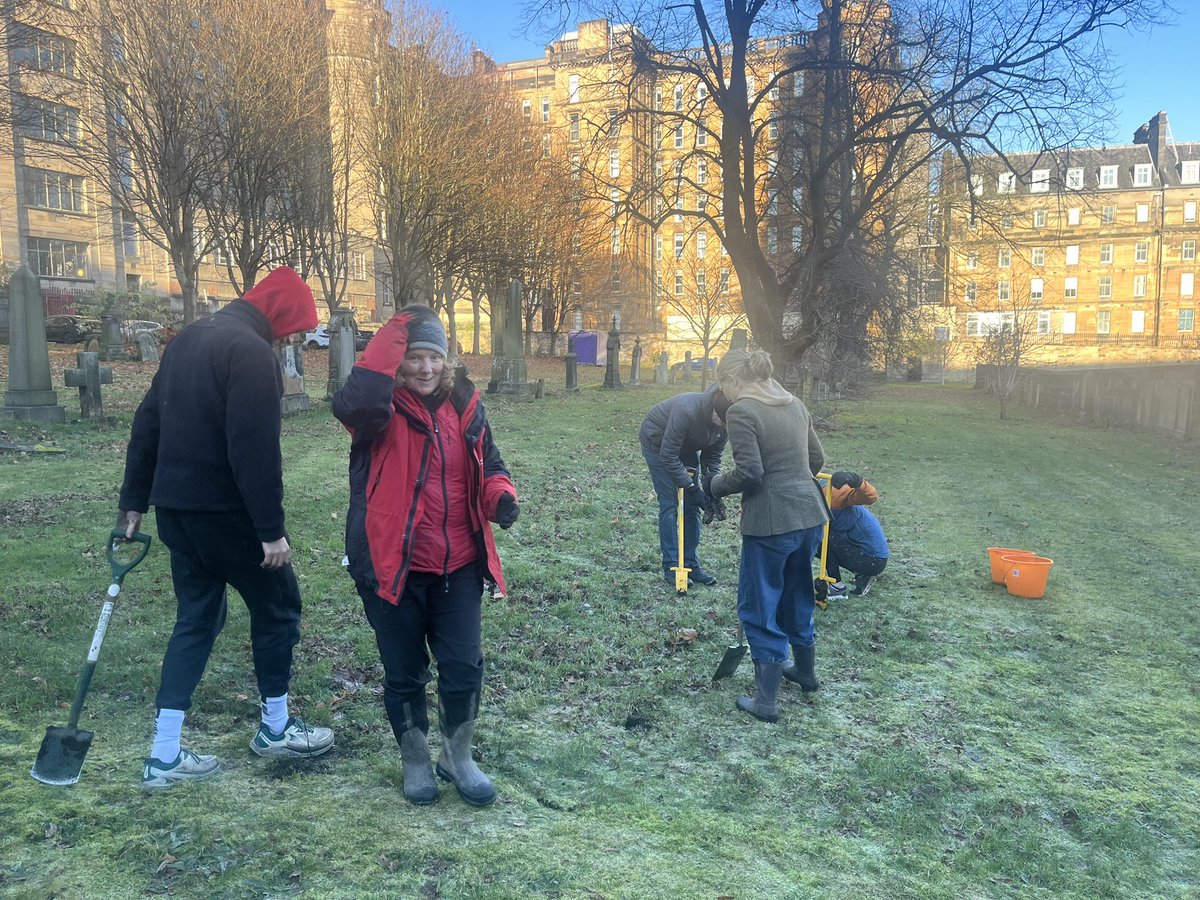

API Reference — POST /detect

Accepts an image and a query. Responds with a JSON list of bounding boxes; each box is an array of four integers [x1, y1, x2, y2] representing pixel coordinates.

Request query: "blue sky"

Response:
[[439, 0, 1198, 146]]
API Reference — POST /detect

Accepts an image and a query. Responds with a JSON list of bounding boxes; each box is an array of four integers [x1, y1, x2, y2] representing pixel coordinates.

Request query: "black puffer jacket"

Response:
[[638, 384, 727, 488]]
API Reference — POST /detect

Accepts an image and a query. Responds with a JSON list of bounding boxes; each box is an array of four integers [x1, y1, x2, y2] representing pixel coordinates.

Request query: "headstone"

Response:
[[279, 341, 311, 414], [85, 338, 100, 353], [99, 307, 126, 361], [629, 337, 642, 386], [63, 351, 113, 421], [603, 315, 622, 390], [1, 266, 66, 423], [730, 328, 749, 351], [326, 306, 357, 399], [683, 350, 693, 383], [564, 332, 579, 393], [135, 331, 158, 362], [655, 351, 669, 385], [487, 279, 533, 400]]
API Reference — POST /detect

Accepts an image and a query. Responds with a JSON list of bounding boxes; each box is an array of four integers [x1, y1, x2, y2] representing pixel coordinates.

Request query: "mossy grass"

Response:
[[0, 351, 1196, 897]]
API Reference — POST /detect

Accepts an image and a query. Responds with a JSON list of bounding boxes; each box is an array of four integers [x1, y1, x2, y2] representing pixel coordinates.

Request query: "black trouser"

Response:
[[826, 531, 888, 584], [359, 562, 484, 744], [154, 508, 301, 710]]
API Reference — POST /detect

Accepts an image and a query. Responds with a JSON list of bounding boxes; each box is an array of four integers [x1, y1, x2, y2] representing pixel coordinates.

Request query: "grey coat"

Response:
[[710, 379, 827, 537]]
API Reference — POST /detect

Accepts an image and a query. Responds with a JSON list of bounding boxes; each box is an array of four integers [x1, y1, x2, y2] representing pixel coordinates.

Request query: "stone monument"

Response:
[[565, 332, 579, 393], [63, 351, 113, 422], [655, 350, 669, 384], [326, 306, 357, 399], [135, 331, 158, 362], [730, 328, 749, 351], [279, 340, 311, 414], [99, 297, 126, 361], [1, 266, 66, 423], [629, 336, 642, 386], [603, 315, 622, 390], [487, 279, 533, 400]]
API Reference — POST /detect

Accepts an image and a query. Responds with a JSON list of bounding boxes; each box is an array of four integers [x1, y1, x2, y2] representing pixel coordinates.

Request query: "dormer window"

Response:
[[1182, 160, 1200, 184], [1065, 168, 1084, 190], [1133, 164, 1152, 187], [1030, 169, 1050, 193], [1099, 165, 1118, 188], [997, 173, 1016, 194]]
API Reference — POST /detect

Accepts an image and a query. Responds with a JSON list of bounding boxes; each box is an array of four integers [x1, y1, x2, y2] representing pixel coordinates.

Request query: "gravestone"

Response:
[[99, 306, 126, 361], [1, 266, 66, 423], [655, 351, 669, 385], [279, 341, 311, 414], [564, 332, 579, 393], [629, 337, 642, 386], [326, 306, 357, 399], [135, 331, 158, 362], [603, 316, 622, 390], [487, 279, 533, 400], [730, 328, 749, 351], [63, 351, 113, 421], [682, 351, 693, 383]]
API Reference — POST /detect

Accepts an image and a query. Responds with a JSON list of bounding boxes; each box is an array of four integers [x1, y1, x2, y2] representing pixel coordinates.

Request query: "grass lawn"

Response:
[[0, 347, 1197, 898]]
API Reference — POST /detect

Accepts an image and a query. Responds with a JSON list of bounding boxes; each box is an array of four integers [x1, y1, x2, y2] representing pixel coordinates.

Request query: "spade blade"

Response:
[[31, 726, 94, 786]]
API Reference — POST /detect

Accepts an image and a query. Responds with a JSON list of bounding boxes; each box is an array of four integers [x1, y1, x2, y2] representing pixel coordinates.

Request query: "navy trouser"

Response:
[[359, 562, 484, 743], [154, 508, 301, 710], [738, 525, 824, 663], [642, 447, 703, 573], [827, 532, 888, 584]]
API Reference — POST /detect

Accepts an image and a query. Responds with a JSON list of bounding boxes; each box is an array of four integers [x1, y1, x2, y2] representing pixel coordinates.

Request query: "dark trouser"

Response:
[[642, 447, 703, 572], [154, 508, 301, 710], [359, 562, 484, 744], [738, 525, 824, 662], [827, 532, 888, 584]]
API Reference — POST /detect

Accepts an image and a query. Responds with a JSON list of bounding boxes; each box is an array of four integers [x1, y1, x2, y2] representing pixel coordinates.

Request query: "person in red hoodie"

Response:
[[332, 305, 518, 808], [116, 267, 334, 789]]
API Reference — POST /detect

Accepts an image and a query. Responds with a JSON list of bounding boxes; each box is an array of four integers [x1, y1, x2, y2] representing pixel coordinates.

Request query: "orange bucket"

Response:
[[987, 547, 1038, 584], [1003, 555, 1054, 599]]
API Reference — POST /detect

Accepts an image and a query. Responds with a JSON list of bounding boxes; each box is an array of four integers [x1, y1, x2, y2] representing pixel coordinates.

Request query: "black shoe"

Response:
[[689, 569, 717, 586], [664, 570, 691, 587], [851, 575, 876, 596]]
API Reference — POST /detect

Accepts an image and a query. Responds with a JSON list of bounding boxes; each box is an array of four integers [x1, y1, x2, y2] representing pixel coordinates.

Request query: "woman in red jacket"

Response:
[[332, 305, 518, 807]]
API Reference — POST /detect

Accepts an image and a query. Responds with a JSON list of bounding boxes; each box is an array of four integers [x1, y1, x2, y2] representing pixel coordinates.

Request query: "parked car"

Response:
[[44, 315, 101, 344], [121, 319, 164, 340], [305, 323, 374, 351]]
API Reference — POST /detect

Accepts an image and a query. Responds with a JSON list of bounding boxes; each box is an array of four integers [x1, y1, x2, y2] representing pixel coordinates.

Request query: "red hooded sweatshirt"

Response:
[[242, 266, 318, 339]]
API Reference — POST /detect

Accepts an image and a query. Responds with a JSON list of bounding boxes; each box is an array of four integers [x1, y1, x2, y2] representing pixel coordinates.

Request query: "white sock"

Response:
[[151, 709, 185, 763], [261, 694, 289, 734]]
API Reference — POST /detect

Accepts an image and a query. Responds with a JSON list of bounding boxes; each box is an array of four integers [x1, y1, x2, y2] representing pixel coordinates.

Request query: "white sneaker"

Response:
[[142, 748, 221, 789], [250, 717, 334, 758], [826, 582, 848, 600]]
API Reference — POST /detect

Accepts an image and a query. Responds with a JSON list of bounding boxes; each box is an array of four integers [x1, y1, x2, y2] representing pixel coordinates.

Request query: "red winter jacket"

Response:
[[330, 312, 516, 603]]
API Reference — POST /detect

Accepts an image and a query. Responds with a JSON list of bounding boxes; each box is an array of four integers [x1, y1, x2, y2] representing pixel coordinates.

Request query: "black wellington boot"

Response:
[[783, 643, 820, 692], [736, 661, 784, 723], [399, 727, 439, 805]]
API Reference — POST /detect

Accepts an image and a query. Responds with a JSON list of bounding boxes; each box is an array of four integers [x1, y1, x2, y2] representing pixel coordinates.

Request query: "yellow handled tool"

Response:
[[814, 472, 837, 610], [671, 485, 691, 592]]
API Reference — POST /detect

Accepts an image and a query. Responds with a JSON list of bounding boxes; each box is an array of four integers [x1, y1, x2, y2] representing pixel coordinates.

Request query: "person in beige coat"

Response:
[[709, 349, 828, 723]]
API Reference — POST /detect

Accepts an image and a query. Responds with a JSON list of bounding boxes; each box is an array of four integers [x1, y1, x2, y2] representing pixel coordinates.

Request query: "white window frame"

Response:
[[1099, 165, 1118, 188], [1102, 206, 1116, 224], [998, 248, 1011, 268], [1133, 274, 1147, 298], [674, 232, 684, 259], [1064, 276, 1078, 299], [1099, 275, 1112, 299], [1062, 311, 1077, 334], [1181, 309, 1196, 333], [697, 118, 707, 147], [1068, 207, 1081, 225], [696, 230, 707, 258], [1031, 247, 1045, 266], [1066, 168, 1084, 190], [1184, 240, 1196, 262], [674, 270, 684, 295], [1096, 309, 1111, 334], [1134, 164, 1152, 187], [1186, 201, 1197, 223], [1099, 243, 1113, 265], [1135, 241, 1149, 263], [541, 96, 550, 123], [568, 74, 580, 104], [997, 172, 1016, 194], [1182, 161, 1200, 184], [1131, 309, 1146, 333], [609, 149, 620, 178], [1030, 278, 1043, 302], [965, 280, 976, 304], [1182, 272, 1194, 297], [1030, 169, 1050, 193], [965, 251, 978, 270], [1065, 245, 1080, 266], [1136, 203, 1150, 223], [1033, 209, 1046, 228], [997, 277, 1010, 302]]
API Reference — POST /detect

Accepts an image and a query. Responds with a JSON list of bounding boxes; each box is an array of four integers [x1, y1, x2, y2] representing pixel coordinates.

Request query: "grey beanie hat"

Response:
[[401, 305, 448, 357]]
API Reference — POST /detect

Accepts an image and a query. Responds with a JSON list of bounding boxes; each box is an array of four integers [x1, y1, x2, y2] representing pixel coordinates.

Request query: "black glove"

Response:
[[701, 471, 715, 497], [830, 471, 863, 490], [496, 493, 520, 529], [702, 494, 727, 525], [685, 483, 706, 508]]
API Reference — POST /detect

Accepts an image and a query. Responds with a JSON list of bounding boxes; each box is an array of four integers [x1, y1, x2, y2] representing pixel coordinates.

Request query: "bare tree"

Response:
[[660, 246, 748, 388]]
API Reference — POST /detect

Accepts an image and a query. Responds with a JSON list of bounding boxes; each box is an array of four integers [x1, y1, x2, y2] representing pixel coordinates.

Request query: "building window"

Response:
[[655, 233, 662, 260], [609, 149, 620, 177], [570, 153, 581, 178], [697, 82, 707, 102], [1067, 207, 1081, 225], [568, 74, 580, 103], [965, 280, 976, 304], [766, 226, 777, 254], [768, 119, 778, 140], [1132, 240, 1148, 263], [1065, 168, 1083, 190], [696, 192, 707, 212], [214, 240, 232, 267], [1136, 203, 1150, 223], [1062, 311, 1077, 334], [674, 84, 684, 112], [542, 134, 551, 159], [965, 251, 978, 269], [25, 167, 87, 212], [1031, 247, 1045, 266], [1030, 278, 1043, 302], [997, 278, 1010, 302], [1099, 275, 1112, 299], [1134, 274, 1147, 297], [611, 269, 621, 292], [1099, 243, 1113, 264], [1182, 161, 1200, 184], [1030, 169, 1049, 193], [1181, 309, 1196, 332], [1184, 240, 1196, 261], [25, 237, 88, 279], [1102, 206, 1115, 224], [541, 96, 550, 123], [521, 98, 531, 120], [1033, 209, 1046, 228], [17, 96, 79, 144], [966, 311, 1014, 336], [1064, 276, 1078, 299], [1099, 165, 1118, 188], [12, 26, 75, 76], [674, 125, 684, 149], [1000, 214, 1013, 229], [1186, 201, 1197, 223], [791, 225, 802, 253], [997, 173, 1016, 194], [696, 230, 707, 258], [121, 213, 139, 258], [697, 118, 707, 146], [569, 113, 579, 142], [696, 159, 707, 185], [719, 268, 730, 294], [1182, 273, 1194, 297], [696, 270, 706, 293], [1097, 309, 1111, 334], [611, 227, 620, 255], [1038, 311, 1051, 334], [674, 232, 684, 259], [1134, 164, 1152, 186], [1065, 245, 1079, 266], [998, 248, 1011, 268], [351, 251, 367, 281], [969, 175, 984, 197], [674, 270, 684, 295], [1131, 309, 1146, 333]]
